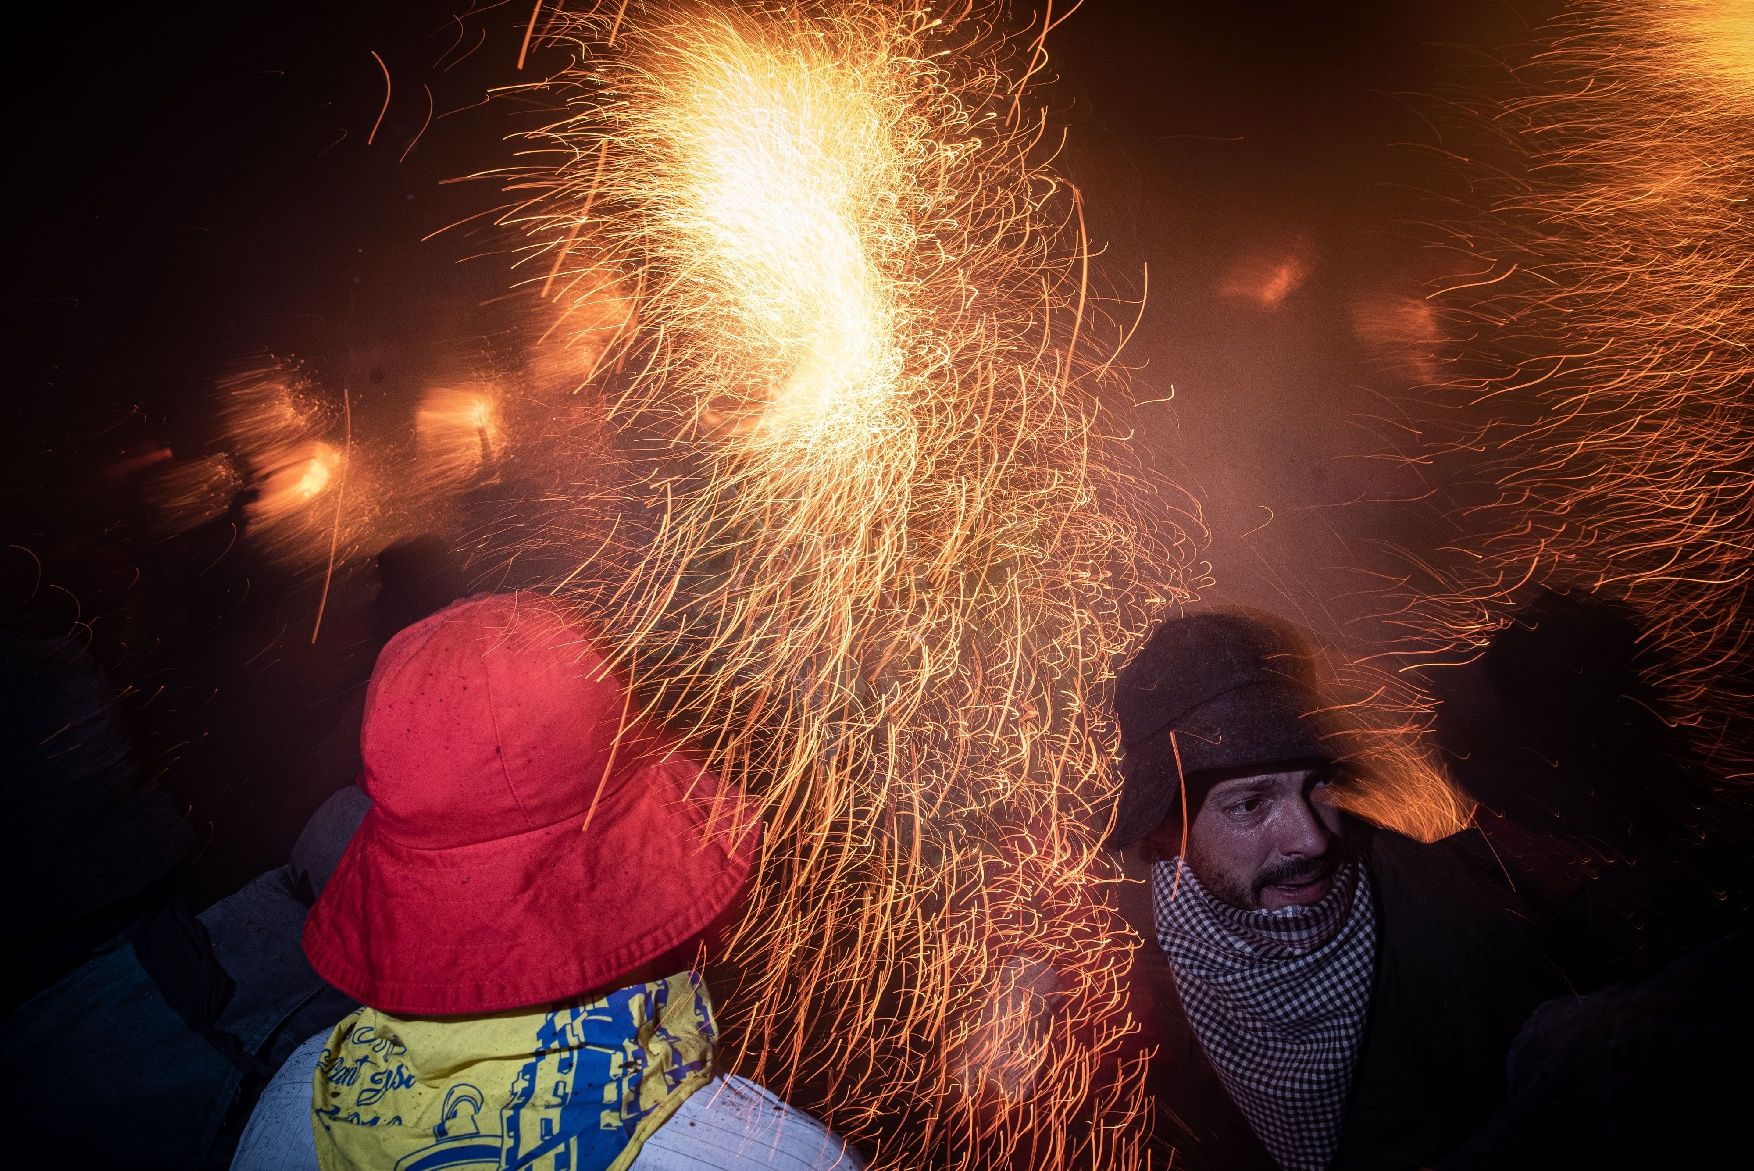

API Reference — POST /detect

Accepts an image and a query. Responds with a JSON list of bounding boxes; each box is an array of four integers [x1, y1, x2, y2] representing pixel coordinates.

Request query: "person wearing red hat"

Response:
[[231, 592, 863, 1171]]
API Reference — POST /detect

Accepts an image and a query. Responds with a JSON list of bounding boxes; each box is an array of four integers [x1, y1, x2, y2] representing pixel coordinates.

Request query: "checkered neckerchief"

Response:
[[1153, 857, 1376, 1171]]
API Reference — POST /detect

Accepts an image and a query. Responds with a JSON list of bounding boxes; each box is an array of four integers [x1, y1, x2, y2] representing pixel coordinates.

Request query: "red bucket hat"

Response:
[[303, 592, 762, 1016]]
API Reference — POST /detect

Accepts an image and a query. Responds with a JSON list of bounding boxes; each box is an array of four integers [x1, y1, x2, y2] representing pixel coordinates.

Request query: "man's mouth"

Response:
[[1255, 863, 1334, 909], [1262, 874, 1331, 908]]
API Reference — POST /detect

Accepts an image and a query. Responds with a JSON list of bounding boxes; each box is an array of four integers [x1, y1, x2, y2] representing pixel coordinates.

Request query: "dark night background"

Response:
[[10, 6, 1754, 1168], [1, 0, 1576, 910]]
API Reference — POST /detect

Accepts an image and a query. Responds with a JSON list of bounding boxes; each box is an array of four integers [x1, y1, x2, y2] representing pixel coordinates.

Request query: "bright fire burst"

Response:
[[213, 359, 384, 578], [251, 440, 341, 524], [497, 2, 1206, 1166], [1382, 0, 1754, 791], [662, 26, 906, 451], [415, 383, 503, 486]]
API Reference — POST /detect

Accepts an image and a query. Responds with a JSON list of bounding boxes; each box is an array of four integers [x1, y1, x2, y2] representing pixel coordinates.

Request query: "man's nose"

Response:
[[1278, 796, 1333, 859]]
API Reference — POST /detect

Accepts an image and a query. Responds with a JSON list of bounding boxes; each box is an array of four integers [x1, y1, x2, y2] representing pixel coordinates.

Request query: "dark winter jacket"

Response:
[[1439, 925, 1752, 1171], [1123, 827, 1563, 1171]]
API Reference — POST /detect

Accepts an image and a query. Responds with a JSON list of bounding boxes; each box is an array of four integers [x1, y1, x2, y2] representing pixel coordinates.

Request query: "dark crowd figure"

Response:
[[1, 535, 471, 1168], [0, 784, 368, 1167], [1425, 587, 1752, 1167], [369, 533, 471, 649], [292, 534, 474, 801], [1, 630, 197, 1011], [1106, 611, 1562, 1171], [1430, 586, 1751, 990], [1439, 924, 1752, 1170]]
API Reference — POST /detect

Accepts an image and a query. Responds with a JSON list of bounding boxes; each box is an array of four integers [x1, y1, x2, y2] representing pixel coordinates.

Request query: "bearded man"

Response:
[[1107, 611, 1561, 1171]]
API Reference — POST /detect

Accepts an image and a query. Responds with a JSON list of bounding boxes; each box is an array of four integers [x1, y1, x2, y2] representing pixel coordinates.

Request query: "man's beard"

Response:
[[1187, 826, 1363, 911]]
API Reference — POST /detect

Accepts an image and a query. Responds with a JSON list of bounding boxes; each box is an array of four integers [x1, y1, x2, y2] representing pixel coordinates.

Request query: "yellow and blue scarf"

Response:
[[312, 971, 716, 1171]]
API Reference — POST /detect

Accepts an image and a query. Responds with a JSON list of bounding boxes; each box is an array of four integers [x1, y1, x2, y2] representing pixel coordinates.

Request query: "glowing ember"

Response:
[[1217, 237, 1315, 310], [252, 440, 342, 525], [526, 268, 638, 393], [415, 384, 502, 486], [1349, 293, 1444, 387]]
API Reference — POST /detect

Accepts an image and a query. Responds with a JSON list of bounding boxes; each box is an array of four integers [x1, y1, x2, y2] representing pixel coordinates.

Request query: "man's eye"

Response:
[[1228, 798, 1262, 816]]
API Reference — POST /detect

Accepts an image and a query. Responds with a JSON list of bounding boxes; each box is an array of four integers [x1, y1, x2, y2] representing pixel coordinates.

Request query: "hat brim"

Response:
[[303, 750, 760, 1016], [1105, 680, 1332, 848]]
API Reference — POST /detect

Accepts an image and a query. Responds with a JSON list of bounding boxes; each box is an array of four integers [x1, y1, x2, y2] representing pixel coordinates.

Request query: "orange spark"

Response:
[[517, 3, 543, 71], [367, 50, 391, 145]]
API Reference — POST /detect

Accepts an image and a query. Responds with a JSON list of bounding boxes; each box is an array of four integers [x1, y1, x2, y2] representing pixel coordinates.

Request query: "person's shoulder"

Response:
[[1368, 824, 1521, 910], [1363, 825, 1568, 1098], [1366, 825, 1554, 972], [634, 1074, 867, 1170]]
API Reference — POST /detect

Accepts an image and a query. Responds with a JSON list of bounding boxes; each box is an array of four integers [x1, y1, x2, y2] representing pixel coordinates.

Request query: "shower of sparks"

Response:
[[528, 263, 639, 391], [218, 360, 332, 462], [1310, 653, 1475, 845], [1385, 0, 1754, 789], [137, 453, 244, 540], [415, 383, 504, 486], [249, 440, 342, 528], [494, 2, 1206, 1165], [214, 360, 383, 569]]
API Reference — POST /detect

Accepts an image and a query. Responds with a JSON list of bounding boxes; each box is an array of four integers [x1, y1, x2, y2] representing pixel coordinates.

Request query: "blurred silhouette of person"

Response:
[[0, 784, 370, 1168], [1440, 924, 1752, 1170], [0, 535, 470, 1165], [370, 533, 470, 648], [1430, 587, 1750, 989], [290, 534, 472, 862], [1, 629, 196, 1010]]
